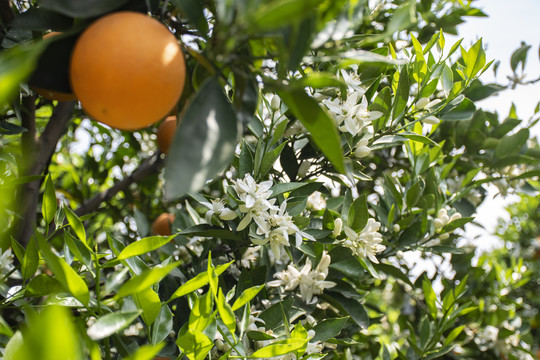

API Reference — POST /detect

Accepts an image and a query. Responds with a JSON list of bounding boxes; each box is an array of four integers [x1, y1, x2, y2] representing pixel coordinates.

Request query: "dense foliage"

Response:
[[0, 0, 539, 359]]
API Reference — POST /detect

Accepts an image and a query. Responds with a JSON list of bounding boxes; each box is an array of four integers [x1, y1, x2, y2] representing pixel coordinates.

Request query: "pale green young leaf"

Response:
[[176, 329, 213, 360], [64, 206, 86, 245], [21, 236, 39, 281], [169, 261, 232, 301], [232, 284, 265, 311], [217, 289, 236, 334], [250, 338, 308, 358], [133, 288, 161, 326], [123, 343, 165, 360], [117, 235, 174, 260], [422, 276, 438, 319], [464, 39, 486, 80], [41, 174, 56, 226]]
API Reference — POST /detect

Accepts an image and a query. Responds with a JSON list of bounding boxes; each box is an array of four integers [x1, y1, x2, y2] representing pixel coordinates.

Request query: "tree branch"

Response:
[[75, 154, 164, 217], [15, 100, 75, 247]]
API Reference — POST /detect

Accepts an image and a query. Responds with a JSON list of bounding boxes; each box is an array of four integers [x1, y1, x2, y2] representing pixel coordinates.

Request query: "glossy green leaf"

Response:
[[37, 235, 89, 305], [40, 0, 129, 18], [311, 317, 349, 342], [64, 206, 86, 245], [164, 78, 240, 201], [42, 174, 56, 226], [278, 88, 344, 173], [133, 288, 161, 326], [169, 261, 232, 301], [176, 329, 213, 360], [440, 216, 474, 233], [392, 67, 409, 120], [217, 289, 236, 334], [21, 237, 39, 281], [232, 284, 265, 311], [259, 142, 287, 178], [150, 305, 173, 345], [248, 0, 323, 31], [347, 195, 368, 232], [324, 292, 368, 328], [115, 261, 181, 299], [118, 236, 173, 260], [250, 338, 308, 358], [25, 274, 64, 297], [495, 128, 529, 159], [87, 310, 142, 340], [510, 42, 531, 72], [464, 39, 486, 80]]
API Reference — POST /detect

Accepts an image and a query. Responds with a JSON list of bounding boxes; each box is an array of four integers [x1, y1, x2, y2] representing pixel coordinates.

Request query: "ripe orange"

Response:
[[153, 357, 172, 360], [70, 11, 186, 131], [156, 116, 178, 154], [151, 213, 175, 236]]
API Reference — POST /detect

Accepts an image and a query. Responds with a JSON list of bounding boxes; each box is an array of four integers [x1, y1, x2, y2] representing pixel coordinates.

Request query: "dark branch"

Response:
[[75, 154, 164, 217], [0, 0, 14, 45]]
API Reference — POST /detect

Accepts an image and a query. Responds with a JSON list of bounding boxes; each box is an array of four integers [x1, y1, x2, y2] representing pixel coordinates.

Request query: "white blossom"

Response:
[[354, 138, 371, 158], [0, 248, 14, 276], [339, 219, 385, 263], [306, 191, 326, 211], [333, 218, 343, 238], [421, 115, 440, 125], [269, 252, 336, 303], [200, 199, 237, 223]]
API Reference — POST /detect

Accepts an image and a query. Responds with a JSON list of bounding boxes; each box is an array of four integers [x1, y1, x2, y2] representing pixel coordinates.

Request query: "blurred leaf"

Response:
[[87, 310, 142, 341], [171, 0, 209, 35], [40, 0, 129, 18], [26, 275, 65, 297], [21, 237, 39, 281], [248, 0, 323, 31], [133, 288, 161, 326], [179, 224, 241, 241], [176, 329, 213, 360], [11, 7, 73, 31], [422, 276, 438, 319], [64, 206, 86, 245], [510, 42, 531, 72], [123, 343, 165, 360], [250, 338, 308, 358], [41, 174, 57, 226], [165, 78, 240, 201], [495, 128, 529, 159], [392, 67, 409, 120], [440, 216, 474, 233]]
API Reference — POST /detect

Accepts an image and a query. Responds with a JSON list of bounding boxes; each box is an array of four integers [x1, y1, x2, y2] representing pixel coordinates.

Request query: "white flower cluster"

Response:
[[433, 208, 461, 240], [414, 97, 442, 125], [231, 174, 314, 258], [335, 218, 386, 263], [268, 252, 336, 304]]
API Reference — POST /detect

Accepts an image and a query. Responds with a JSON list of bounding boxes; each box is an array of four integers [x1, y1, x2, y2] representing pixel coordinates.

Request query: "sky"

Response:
[[446, 0, 540, 251]]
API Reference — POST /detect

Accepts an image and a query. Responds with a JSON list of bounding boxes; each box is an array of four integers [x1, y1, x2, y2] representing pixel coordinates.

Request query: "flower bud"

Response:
[[270, 94, 280, 111], [415, 97, 430, 110], [393, 224, 401, 232], [333, 218, 343, 237], [422, 115, 440, 125], [354, 145, 371, 158]]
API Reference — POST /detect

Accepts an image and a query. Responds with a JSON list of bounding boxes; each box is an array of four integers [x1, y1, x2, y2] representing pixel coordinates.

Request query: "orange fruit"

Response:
[[153, 357, 172, 360], [70, 11, 186, 131], [156, 116, 178, 154], [151, 213, 175, 236]]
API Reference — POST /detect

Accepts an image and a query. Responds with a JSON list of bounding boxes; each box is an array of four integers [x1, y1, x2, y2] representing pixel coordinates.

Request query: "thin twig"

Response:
[[75, 154, 164, 217]]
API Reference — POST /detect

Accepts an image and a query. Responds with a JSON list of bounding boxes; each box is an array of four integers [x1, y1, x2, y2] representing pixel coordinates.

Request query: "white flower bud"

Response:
[[270, 94, 281, 111], [433, 218, 444, 229], [354, 145, 371, 158], [393, 224, 400, 232], [425, 99, 442, 110], [415, 97, 430, 110], [440, 233, 450, 240], [298, 160, 311, 178], [333, 218, 343, 237], [219, 208, 238, 221], [437, 208, 447, 219], [450, 212, 462, 222], [422, 115, 440, 125]]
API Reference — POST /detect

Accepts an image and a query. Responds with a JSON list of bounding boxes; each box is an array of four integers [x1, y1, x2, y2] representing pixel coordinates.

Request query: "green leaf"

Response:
[[324, 292, 368, 328], [373, 262, 414, 288], [171, 0, 209, 36], [444, 325, 465, 346], [41, 174, 56, 226], [21, 237, 39, 281], [0, 42, 46, 109], [464, 39, 486, 80], [64, 206, 86, 245], [176, 329, 214, 360], [37, 235, 90, 305], [133, 288, 161, 326], [169, 262, 232, 301], [510, 42, 531, 72], [278, 88, 344, 173], [217, 289, 236, 334], [422, 276, 438, 319], [123, 343, 165, 360], [250, 338, 308, 358], [25, 274, 64, 297], [392, 67, 409, 120], [40, 0, 129, 18], [232, 284, 265, 311], [115, 261, 181, 299], [400, 131, 439, 147], [179, 224, 242, 241], [10, 306, 83, 360], [87, 310, 142, 341], [495, 128, 529, 159], [441, 64, 453, 97], [440, 216, 474, 233], [117, 236, 174, 260], [259, 142, 287, 178], [311, 317, 349, 342], [248, 0, 323, 31], [165, 78, 240, 201], [347, 194, 368, 232], [150, 305, 173, 345]]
